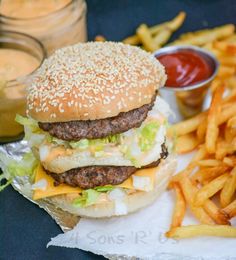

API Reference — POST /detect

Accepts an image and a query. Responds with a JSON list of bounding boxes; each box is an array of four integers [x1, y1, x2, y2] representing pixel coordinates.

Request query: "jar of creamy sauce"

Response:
[[0, 0, 87, 55], [0, 31, 46, 142]]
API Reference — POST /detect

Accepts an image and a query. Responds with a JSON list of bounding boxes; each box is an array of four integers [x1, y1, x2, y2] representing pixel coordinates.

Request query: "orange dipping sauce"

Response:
[[157, 50, 213, 88]]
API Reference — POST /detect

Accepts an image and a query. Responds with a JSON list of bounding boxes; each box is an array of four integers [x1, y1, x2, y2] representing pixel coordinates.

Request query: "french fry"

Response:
[[191, 144, 207, 162], [223, 156, 236, 167], [216, 139, 233, 160], [197, 159, 222, 167], [179, 177, 215, 224], [136, 24, 157, 51], [219, 56, 236, 66], [169, 111, 207, 136], [220, 167, 236, 207], [122, 35, 140, 45], [196, 117, 207, 142], [169, 164, 196, 185], [217, 66, 235, 78], [153, 30, 172, 47], [184, 175, 230, 224], [223, 199, 236, 218], [224, 34, 236, 43], [123, 12, 186, 45], [206, 84, 224, 153], [213, 41, 236, 54], [194, 173, 229, 206], [166, 225, 236, 239], [220, 137, 236, 156], [223, 157, 235, 167], [210, 78, 223, 93], [192, 166, 229, 183], [176, 133, 200, 154], [203, 42, 222, 57], [225, 76, 236, 89], [224, 127, 236, 143], [163, 11, 186, 31], [94, 35, 106, 42], [227, 116, 236, 128], [170, 183, 186, 228], [170, 24, 235, 46], [222, 88, 236, 103], [203, 200, 230, 225]]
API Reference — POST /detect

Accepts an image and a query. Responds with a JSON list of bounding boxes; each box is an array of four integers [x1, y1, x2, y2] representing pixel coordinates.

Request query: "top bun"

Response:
[[27, 42, 166, 122]]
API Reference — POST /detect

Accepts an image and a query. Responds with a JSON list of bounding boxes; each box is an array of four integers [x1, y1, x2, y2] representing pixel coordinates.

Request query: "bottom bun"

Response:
[[47, 156, 176, 218]]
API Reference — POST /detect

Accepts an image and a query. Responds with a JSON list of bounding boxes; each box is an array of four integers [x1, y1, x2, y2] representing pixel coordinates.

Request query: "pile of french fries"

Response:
[[166, 37, 236, 238], [95, 12, 236, 239], [123, 12, 186, 51], [122, 11, 235, 54], [170, 24, 235, 47]]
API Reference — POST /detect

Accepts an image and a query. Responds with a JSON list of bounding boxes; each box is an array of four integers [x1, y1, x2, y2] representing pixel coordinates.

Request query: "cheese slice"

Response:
[[33, 164, 158, 200], [33, 164, 82, 200]]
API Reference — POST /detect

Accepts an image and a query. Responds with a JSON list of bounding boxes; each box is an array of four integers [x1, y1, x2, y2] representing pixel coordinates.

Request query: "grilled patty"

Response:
[[38, 93, 157, 141], [46, 143, 168, 189]]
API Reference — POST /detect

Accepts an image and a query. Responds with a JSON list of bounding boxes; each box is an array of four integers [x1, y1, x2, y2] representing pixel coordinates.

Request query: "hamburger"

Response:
[[17, 42, 176, 218]]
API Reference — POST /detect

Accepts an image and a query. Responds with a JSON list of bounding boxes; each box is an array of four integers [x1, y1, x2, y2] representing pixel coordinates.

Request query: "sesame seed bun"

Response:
[[27, 42, 166, 122], [47, 156, 176, 218]]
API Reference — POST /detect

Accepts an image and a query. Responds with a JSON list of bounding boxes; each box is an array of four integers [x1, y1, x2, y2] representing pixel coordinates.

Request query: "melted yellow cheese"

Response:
[[33, 164, 157, 200], [33, 165, 82, 200]]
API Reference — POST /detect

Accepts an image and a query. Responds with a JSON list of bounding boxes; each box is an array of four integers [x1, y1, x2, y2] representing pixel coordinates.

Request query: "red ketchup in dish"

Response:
[[157, 50, 213, 88]]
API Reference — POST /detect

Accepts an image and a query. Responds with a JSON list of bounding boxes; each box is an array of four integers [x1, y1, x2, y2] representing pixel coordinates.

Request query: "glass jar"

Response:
[[0, 0, 87, 55], [0, 31, 46, 143]]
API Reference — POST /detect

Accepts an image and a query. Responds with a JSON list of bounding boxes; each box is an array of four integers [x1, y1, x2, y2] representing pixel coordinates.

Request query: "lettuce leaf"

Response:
[[15, 114, 39, 132], [8, 153, 37, 177], [72, 185, 115, 207], [139, 121, 159, 152], [73, 189, 100, 207], [70, 134, 120, 151], [51, 137, 68, 147], [70, 139, 89, 149], [94, 185, 114, 192], [0, 152, 38, 190], [15, 114, 43, 145]]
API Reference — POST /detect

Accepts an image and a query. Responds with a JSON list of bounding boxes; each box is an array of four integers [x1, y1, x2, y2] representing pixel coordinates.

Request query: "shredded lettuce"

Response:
[[51, 137, 68, 147], [70, 139, 89, 149], [0, 152, 38, 191], [73, 189, 100, 207], [15, 114, 39, 133], [94, 185, 114, 192], [73, 185, 115, 207], [15, 114, 43, 145], [70, 135, 120, 152], [139, 121, 159, 152], [8, 153, 37, 177], [121, 121, 160, 167]]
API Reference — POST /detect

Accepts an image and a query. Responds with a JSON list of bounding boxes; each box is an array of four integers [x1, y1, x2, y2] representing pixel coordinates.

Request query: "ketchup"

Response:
[[157, 50, 212, 88]]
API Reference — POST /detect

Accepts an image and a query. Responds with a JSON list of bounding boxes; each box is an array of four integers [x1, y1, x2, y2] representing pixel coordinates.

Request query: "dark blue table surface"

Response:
[[1, 0, 236, 259]]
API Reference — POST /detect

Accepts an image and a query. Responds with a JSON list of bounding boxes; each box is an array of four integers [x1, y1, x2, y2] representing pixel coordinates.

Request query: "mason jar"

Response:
[[0, 31, 46, 142], [0, 0, 87, 55]]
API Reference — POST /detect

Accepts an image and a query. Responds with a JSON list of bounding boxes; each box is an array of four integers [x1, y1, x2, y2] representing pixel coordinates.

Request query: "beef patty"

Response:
[[38, 93, 157, 141], [46, 143, 168, 189]]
